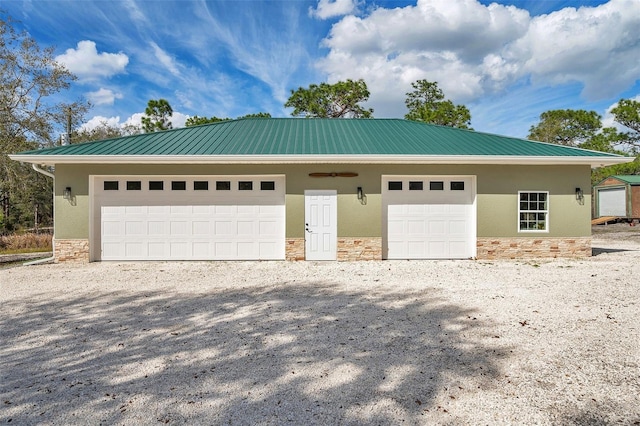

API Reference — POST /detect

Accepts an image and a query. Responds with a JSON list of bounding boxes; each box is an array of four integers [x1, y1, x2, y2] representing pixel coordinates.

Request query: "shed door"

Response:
[[382, 176, 476, 259], [92, 176, 285, 261], [598, 187, 626, 217]]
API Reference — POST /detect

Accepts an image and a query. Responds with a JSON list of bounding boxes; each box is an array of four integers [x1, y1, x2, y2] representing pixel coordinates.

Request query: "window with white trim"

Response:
[[518, 191, 548, 232]]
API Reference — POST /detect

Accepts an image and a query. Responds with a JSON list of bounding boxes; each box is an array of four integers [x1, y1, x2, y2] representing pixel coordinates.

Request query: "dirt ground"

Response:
[[1, 234, 639, 425], [591, 221, 640, 240]]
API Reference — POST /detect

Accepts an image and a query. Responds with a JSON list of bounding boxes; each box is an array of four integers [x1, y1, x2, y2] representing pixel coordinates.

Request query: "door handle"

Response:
[[305, 223, 311, 233]]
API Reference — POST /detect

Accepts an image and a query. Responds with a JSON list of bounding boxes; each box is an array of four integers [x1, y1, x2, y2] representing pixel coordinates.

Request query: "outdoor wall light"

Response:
[[63, 187, 72, 200], [575, 187, 584, 202], [357, 186, 363, 200]]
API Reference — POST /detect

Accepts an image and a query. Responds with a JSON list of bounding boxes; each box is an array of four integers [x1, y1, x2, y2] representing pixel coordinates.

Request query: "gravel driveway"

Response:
[[1, 230, 639, 425]]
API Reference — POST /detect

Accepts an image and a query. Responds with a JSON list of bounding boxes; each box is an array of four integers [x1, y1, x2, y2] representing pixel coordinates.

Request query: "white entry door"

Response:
[[305, 190, 337, 260]]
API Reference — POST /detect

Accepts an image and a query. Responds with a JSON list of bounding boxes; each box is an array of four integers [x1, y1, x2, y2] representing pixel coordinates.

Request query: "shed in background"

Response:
[[593, 175, 640, 220]]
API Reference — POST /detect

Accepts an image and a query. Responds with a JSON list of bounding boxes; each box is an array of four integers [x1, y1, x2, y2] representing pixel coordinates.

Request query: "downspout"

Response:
[[24, 164, 56, 265]]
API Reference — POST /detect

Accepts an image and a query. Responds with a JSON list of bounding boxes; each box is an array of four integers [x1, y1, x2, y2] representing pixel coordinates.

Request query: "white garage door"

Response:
[[598, 187, 626, 217], [92, 176, 285, 261], [382, 176, 476, 259]]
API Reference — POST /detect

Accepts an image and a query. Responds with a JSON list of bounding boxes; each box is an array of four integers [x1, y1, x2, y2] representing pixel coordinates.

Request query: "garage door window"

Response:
[[519, 191, 548, 232], [127, 181, 142, 191], [409, 181, 423, 190], [172, 181, 186, 191], [430, 181, 444, 190], [104, 181, 119, 190], [216, 181, 231, 190], [194, 181, 209, 191], [451, 181, 465, 191], [149, 181, 164, 190], [261, 181, 275, 190], [239, 181, 253, 191], [388, 181, 402, 190]]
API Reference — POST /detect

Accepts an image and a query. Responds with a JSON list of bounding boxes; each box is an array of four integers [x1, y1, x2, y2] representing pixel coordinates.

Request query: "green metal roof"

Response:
[[611, 175, 640, 184], [10, 118, 631, 166]]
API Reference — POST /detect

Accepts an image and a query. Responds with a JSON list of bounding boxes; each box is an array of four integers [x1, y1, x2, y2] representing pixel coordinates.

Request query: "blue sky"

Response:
[[2, 0, 639, 138]]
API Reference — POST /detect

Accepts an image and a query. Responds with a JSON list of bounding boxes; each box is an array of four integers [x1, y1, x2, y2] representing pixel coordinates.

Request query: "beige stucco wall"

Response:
[[53, 163, 592, 240]]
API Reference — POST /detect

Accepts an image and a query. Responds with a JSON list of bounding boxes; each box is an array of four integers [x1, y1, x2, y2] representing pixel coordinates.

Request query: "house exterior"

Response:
[[10, 118, 632, 262], [593, 175, 640, 219]]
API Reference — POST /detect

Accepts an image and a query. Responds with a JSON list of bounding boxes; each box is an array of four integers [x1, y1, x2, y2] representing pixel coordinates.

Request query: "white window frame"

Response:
[[518, 191, 549, 233]]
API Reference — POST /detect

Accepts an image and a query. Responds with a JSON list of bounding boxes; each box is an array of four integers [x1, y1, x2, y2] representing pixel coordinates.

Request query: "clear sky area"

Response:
[[2, 0, 639, 138]]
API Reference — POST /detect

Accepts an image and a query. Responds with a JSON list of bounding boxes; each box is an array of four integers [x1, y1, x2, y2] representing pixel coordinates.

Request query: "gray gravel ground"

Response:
[[1, 230, 639, 425]]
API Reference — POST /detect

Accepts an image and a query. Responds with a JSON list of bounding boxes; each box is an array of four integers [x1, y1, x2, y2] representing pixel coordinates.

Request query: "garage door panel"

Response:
[[237, 221, 254, 235], [96, 176, 285, 261], [125, 242, 144, 257], [407, 220, 425, 234], [125, 221, 145, 236], [428, 220, 446, 234], [192, 221, 210, 235], [148, 221, 166, 235], [448, 220, 467, 234], [102, 221, 121, 236]]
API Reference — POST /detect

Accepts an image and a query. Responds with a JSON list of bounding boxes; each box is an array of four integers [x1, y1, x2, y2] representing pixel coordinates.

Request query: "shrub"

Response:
[[0, 233, 53, 253]]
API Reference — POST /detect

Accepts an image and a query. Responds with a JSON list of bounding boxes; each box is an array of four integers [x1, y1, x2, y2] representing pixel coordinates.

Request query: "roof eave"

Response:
[[9, 154, 633, 168]]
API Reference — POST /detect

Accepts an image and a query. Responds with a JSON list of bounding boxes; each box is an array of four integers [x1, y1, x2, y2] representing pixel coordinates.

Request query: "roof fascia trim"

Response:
[[9, 154, 634, 167]]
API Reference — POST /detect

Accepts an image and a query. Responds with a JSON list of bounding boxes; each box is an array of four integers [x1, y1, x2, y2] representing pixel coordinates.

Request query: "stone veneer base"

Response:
[[476, 237, 592, 259], [53, 237, 589, 262], [286, 237, 383, 261], [55, 239, 90, 263]]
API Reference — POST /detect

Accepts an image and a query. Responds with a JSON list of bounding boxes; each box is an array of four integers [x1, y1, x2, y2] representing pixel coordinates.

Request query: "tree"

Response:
[[239, 112, 271, 119], [71, 121, 141, 143], [141, 99, 173, 132], [404, 80, 472, 129], [285, 79, 373, 118], [185, 115, 229, 126], [528, 109, 602, 146], [1, 12, 88, 232], [610, 99, 640, 152], [185, 112, 271, 127]]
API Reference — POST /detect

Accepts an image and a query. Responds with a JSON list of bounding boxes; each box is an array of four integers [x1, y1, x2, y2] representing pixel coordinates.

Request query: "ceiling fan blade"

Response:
[[308, 172, 359, 178]]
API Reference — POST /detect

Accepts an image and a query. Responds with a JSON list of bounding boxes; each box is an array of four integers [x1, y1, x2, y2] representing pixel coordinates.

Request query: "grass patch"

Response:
[[0, 233, 53, 255]]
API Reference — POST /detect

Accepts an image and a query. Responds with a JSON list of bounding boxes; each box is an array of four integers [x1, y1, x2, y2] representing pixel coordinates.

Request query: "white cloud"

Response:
[[80, 115, 124, 132], [56, 40, 129, 81], [87, 88, 123, 106], [150, 42, 180, 77], [82, 110, 189, 133], [318, 0, 640, 118], [310, 0, 356, 20], [508, 0, 640, 101], [171, 112, 189, 128]]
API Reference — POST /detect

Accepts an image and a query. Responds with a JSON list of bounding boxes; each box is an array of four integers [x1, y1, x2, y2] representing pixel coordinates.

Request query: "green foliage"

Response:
[[591, 157, 640, 185], [285, 79, 373, 118], [185, 113, 271, 127], [528, 109, 602, 146], [185, 115, 230, 126], [1, 12, 87, 232], [579, 127, 625, 154], [72, 121, 141, 143], [141, 99, 173, 132], [529, 104, 640, 184], [610, 99, 640, 151], [239, 112, 271, 119], [404, 80, 472, 129]]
